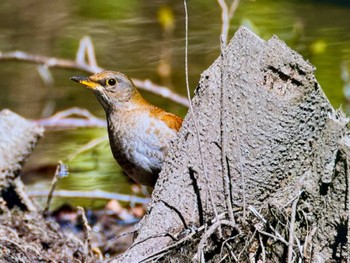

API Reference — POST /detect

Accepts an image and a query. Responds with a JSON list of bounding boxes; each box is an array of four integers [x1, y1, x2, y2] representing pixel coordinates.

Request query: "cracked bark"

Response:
[[113, 27, 350, 262], [0, 109, 44, 211]]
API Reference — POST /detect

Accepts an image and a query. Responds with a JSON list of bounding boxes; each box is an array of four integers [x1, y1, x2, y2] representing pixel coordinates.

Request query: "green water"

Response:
[[1, 0, 350, 208]]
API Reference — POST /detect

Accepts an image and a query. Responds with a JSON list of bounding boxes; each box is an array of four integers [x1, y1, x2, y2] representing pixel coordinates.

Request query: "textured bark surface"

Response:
[[0, 109, 44, 211], [0, 109, 44, 179], [0, 110, 88, 262], [114, 27, 350, 262]]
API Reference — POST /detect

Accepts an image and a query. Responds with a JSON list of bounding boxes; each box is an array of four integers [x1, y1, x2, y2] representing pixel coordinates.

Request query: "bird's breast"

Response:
[[106, 110, 178, 185]]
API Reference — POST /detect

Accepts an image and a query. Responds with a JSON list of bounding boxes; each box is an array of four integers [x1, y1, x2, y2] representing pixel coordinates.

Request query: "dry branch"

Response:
[[184, 0, 219, 225], [28, 189, 150, 205], [0, 36, 188, 132], [44, 161, 69, 214], [77, 206, 93, 262], [32, 107, 107, 129], [217, 0, 240, 44], [0, 49, 189, 107]]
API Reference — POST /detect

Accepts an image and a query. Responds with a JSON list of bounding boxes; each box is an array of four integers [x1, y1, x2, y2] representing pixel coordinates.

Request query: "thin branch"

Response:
[[184, 0, 219, 228], [217, 0, 240, 44], [77, 206, 93, 262], [29, 189, 150, 204], [220, 238, 239, 262], [194, 219, 240, 261], [43, 161, 69, 214], [44, 107, 102, 122], [228, 0, 240, 18], [256, 229, 289, 246], [31, 107, 107, 129], [77, 36, 98, 68], [33, 117, 106, 129], [0, 50, 101, 72], [259, 233, 266, 263], [139, 212, 228, 263], [303, 226, 317, 260], [217, 0, 229, 45], [220, 35, 235, 224], [237, 229, 257, 261], [287, 197, 298, 263], [0, 50, 189, 107], [217, 1, 245, 222], [249, 205, 289, 245]]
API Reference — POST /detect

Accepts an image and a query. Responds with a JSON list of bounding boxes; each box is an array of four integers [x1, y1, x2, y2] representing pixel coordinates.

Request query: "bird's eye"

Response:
[[106, 78, 116, 86]]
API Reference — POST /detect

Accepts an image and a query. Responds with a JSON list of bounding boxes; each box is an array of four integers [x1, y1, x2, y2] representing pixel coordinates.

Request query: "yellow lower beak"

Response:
[[71, 76, 98, 89]]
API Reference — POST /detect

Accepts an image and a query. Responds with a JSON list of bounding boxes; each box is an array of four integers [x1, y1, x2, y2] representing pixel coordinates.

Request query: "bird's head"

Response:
[[71, 71, 144, 111]]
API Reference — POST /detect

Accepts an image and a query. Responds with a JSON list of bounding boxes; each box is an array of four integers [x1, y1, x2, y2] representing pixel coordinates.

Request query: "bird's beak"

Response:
[[70, 76, 98, 90]]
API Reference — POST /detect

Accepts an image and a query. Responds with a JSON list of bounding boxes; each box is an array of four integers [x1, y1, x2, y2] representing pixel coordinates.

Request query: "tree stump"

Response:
[[0, 109, 44, 211], [0, 110, 90, 262], [113, 27, 350, 262]]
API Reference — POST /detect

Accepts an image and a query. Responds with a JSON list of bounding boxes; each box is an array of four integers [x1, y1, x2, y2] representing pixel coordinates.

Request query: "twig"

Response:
[[0, 50, 189, 107], [224, 242, 239, 262], [183, 0, 219, 230], [217, 2, 246, 222], [77, 36, 98, 68], [249, 205, 289, 246], [303, 226, 317, 260], [217, 10, 241, 226], [218, 253, 229, 263], [0, 50, 101, 72], [43, 161, 69, 214], [32, 107, 107, 129], [139, 212, 228, 263], [77, 206, 92, 262], [287, 195, 299, 263], [43, 107, 100, 120], [237, 229, 257, 260], [29, 189, 150, 204], [216, 0, 240, 44], [220, 236, 240, 262], [34, 117, 106, 129], [248, 205, 266, 224], [256, 229, 289, 246], [259, 233, 266, 263], [194, 219, 240, 261], [220, 35, 235, 224]]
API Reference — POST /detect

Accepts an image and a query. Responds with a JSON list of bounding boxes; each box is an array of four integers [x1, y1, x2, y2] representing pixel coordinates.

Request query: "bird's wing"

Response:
[[149, 107, 183, 132]]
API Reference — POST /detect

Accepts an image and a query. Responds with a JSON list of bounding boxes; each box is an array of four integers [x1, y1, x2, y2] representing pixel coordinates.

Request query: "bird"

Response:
[[71, 71, 183, 187]]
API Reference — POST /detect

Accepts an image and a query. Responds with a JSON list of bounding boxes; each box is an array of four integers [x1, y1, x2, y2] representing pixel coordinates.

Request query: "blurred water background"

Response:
[[0, 0, 350, 208]]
